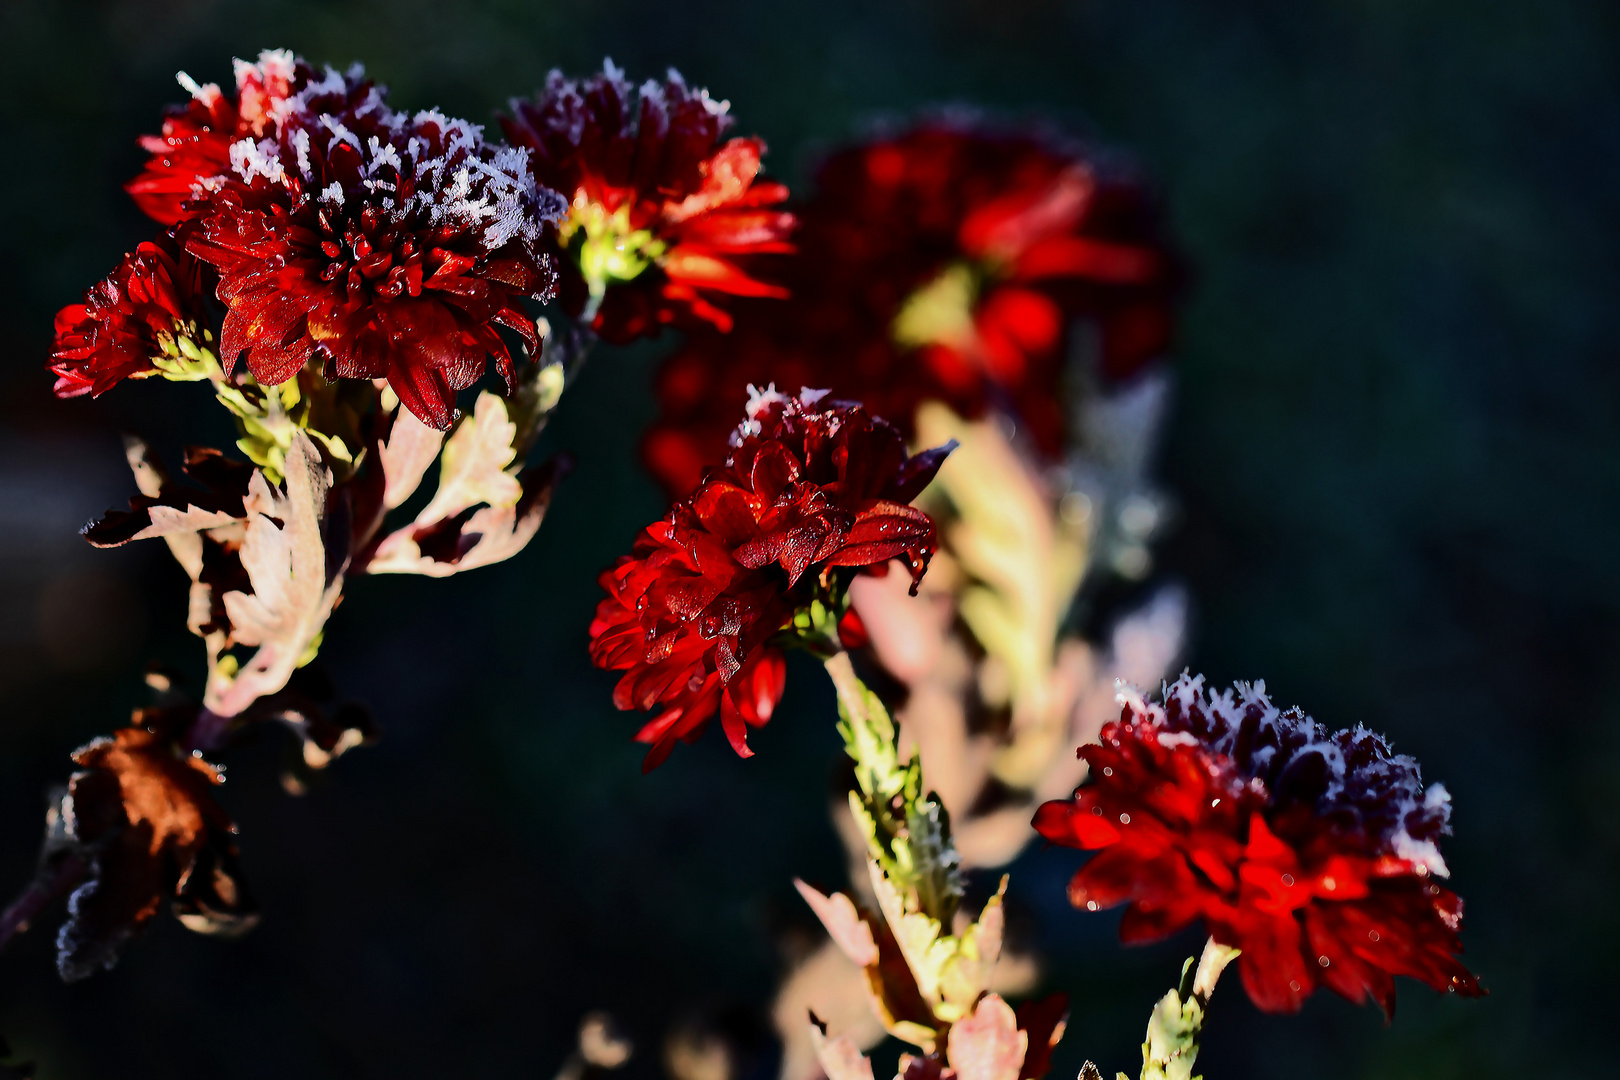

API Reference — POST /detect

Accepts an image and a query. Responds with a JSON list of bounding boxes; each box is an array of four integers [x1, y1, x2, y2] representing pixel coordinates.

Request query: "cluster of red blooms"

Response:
[[643, 120, 1178, 495], [49, 235, 208, 399], [50, 54, 794, 431], [502, 61, 795, 344], [1033, 674, 1484, 1016], [589, 388, 952, 770]]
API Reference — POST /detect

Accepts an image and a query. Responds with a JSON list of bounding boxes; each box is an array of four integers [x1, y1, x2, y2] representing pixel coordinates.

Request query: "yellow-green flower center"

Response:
[[890, 262, 982, 352], [560, 197, 667, 300]]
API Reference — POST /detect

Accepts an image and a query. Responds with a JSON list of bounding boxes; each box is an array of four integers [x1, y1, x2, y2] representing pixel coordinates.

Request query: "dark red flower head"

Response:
[[1033, 674, 1483, 1017], [50, 234, 210, 398], [642, 119, 1178, 495], [174, 60, 565, 428], [502, 62, 794, 343], [590, 388, 953, 771]]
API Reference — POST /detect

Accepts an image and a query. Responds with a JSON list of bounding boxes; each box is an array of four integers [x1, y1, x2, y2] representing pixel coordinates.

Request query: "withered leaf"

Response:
[[421, 390, 524, 520], [209, 432, 341, 717], [945, 995, 1027, 1080], [807, 1016, 876, 1080], [378, 404, 445, 510], [83, 441, 253, 550], [795, 878, 880, 967], [362, 456, 568, 577], [55, 726, 250, 980]]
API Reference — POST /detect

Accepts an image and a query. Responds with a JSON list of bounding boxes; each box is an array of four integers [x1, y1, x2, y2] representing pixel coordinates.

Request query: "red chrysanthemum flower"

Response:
[[641, 120, 1178, 495], [50, 234, 210, 398], [180, 62, 565, 428], [502, 62, 794, 343], [590, 388, 953, 771], [125, 49, 302, 227], [1032, 674, 1484, 1017]]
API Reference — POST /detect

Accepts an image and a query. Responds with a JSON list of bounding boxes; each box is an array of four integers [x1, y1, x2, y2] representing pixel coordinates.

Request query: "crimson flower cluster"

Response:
[[49, 235, 209, 398], [643, 120, 1177, 494], [1033, 674, 1483, 1016], [503, 62, 795, 344], [54, 50, 566, 429], [589, 389, 952, 770]]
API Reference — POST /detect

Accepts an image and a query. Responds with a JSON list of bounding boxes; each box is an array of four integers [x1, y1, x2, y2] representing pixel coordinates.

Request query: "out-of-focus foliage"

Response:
[[0, 1, 1615, 1078]]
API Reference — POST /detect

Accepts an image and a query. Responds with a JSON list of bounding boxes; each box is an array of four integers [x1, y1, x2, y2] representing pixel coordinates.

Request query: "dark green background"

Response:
[[0, 1, 1615, 1076]]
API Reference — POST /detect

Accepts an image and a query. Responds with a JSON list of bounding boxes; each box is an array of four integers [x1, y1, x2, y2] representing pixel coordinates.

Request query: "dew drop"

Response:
[[1086, 901, 1099, 912], [1322, 877, 1336, 891], [1090, 806, 1103, 816], [1289, 981, 1301, 993], [1367, 930, 1380, 943], [1119, 813, 1131, 825], [1281, 874, 1295, 887], [1318, 956, 1330, 968], [1102, 767, 1113, 777]]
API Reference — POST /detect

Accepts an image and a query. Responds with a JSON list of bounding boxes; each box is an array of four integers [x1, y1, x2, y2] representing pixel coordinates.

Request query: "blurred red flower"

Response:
[[590, 388, 952, 770], [502, 62, 794, 343], [50, 234, 210, 398], [643, 120, 1178, 495], [176, 63, 565, 428], [1033, 675, 1483, 1016]]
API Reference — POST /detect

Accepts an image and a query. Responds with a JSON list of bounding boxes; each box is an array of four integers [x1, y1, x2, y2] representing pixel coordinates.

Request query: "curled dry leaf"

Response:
[[210, 432, 340, 716], [56, 724, 253, 980], [807, 1016, 876, 1080], [83, 440, 253, 552], [795, 879, 879, 967], [945, 995, 1026, 1080], [378, 403, 446, 510], [363, 391, 570, 577]]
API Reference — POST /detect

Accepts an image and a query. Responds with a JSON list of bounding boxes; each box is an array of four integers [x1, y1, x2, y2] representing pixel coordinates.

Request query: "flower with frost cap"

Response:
[[1033, 673, 1484, 1016], [589, 388, 953, 770], [502, 61, 794, 342], [181, 60, 566, 428]]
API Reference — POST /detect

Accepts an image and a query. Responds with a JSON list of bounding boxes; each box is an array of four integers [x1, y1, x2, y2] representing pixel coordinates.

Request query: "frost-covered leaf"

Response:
[[208, 432, 340, 717], [795, 879, 879, 967], [379, 404, 445, 510], [808, 1016, 875, 1080], [945, 995, 1026, 1080]]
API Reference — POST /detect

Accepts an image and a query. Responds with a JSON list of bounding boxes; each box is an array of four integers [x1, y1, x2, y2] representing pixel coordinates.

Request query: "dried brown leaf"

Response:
[[209, 433, 340, 716], [379, 405, 445, 510], [945, 995, 1026, 1080]]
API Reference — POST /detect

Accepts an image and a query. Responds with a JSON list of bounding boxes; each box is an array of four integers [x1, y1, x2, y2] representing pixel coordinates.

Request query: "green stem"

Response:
[[1137, 936, 1240, 1080], [823, 651, 962, 924]]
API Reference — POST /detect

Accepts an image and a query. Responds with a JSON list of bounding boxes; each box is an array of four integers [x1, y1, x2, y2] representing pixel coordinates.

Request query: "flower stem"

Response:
[[823, 651, 962, 924], [1137, 937, 1241, 1080]]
